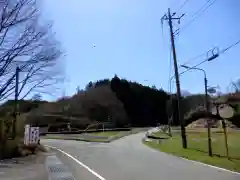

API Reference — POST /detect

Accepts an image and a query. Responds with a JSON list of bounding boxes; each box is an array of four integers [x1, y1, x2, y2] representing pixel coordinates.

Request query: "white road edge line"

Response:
[[45, 145, 106, 180], [143, 136, 240, 176], [180, 157, 240, 176]]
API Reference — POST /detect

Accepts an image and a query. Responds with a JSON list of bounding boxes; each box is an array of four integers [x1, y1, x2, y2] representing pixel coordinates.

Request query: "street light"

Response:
[[180, 65, 212, 156]]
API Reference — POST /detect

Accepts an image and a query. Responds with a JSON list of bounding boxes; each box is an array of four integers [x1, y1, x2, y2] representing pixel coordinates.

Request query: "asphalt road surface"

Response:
[[42, 132, 239, 180]]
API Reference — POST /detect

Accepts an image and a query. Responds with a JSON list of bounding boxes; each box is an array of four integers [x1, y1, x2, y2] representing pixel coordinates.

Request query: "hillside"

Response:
[[0, 100, 46, 117], [23, 77, 169, 129], [27, 85, 128, 129], [2, 77, 239, 130]]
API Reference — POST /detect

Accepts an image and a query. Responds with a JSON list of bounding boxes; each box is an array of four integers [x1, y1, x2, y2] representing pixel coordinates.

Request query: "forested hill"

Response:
[[69, 75, 170, 127], [110, 75, 169, 126], [2, 76, 239, 129], [0, 76, 170, 129]]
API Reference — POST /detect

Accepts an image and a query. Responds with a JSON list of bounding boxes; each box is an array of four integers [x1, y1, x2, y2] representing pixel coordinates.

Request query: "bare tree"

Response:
[[0, 0, 63, 101], [31, 93, 42, 101], [230, 79, 240, 93]]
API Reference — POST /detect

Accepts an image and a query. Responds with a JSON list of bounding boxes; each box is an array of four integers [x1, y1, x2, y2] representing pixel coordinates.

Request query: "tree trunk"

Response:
[[0, 120, 5, 159]]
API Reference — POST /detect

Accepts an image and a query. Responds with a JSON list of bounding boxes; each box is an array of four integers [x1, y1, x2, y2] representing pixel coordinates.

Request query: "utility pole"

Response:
[[12, 66, 20, 139], [162, 8, 187, 148], [204, 75, 212, 156]]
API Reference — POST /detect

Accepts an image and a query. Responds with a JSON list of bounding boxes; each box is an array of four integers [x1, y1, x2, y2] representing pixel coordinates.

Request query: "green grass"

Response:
[[144, 129, 240, 172], [41, 134, 109, 142], [41, 131, 125, 142], [87, 131, 121, 137], [187, 131, 240, 159]]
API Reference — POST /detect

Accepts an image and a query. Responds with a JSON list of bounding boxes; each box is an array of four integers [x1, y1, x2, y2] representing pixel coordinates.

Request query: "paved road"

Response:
[[42, 132, 239, 180]]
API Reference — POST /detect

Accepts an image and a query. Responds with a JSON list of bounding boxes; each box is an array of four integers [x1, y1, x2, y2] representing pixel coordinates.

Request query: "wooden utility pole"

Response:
[[204, 76, 212, 156], [162, 8, 187, 148], [12, 66, 20, 139]]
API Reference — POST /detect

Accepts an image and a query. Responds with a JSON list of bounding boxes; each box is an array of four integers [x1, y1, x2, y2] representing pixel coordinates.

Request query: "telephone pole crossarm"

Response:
[[161, 10, 185, 21]]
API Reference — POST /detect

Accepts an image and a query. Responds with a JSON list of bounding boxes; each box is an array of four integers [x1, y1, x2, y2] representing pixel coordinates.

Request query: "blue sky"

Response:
[[42, 0, 240, 100]]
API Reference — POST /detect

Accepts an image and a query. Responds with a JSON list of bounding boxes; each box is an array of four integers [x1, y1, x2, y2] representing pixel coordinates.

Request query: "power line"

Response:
[[178, 0, 190, 11], [170, 58, 206, 91], [180, 50, 208, 67], [220, 39, 240, 54], [179, 37, 240, 70], [179, 46, 219, 68], [179, 59, 207, 76], [171, 0, 190, 12], [178, 0, 218, 34], [179, 38, 240, 75]]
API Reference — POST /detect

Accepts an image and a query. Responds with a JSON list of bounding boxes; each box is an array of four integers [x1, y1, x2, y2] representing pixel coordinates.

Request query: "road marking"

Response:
[[45, 145, 106, 180], [180, 157, 240, 176], [144, 131, 240, 176]]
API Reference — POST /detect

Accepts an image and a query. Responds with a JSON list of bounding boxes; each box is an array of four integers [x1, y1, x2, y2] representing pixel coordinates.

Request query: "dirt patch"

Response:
[[186, 118, 236, 129]]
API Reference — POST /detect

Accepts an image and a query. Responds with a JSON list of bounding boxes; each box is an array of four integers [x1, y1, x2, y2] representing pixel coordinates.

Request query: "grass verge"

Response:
[[42, 128, 150, 142], [41, 131, 127, 142], [144, 128, 240, 172], [41, 134, 109, 142], [85, 131, 121, 137]]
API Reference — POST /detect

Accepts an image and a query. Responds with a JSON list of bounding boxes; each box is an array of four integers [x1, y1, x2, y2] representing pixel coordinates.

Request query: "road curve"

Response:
[[42, 132, 239, 180]]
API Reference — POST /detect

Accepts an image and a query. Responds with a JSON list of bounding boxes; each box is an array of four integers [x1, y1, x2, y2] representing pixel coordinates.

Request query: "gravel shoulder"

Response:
[[0, 153, 49, 180]]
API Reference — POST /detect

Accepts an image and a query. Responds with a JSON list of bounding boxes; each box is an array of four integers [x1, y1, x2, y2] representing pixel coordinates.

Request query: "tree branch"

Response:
[[0, 0, 63, 102]]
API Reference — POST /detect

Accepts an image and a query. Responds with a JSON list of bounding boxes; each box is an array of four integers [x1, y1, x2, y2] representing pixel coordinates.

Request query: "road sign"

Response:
[[218, 104, 234, 118], [24, 125, 39, 145]]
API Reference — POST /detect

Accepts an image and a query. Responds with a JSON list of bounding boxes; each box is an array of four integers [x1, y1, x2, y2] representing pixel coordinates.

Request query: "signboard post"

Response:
[[217, 104, 233, 160]]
